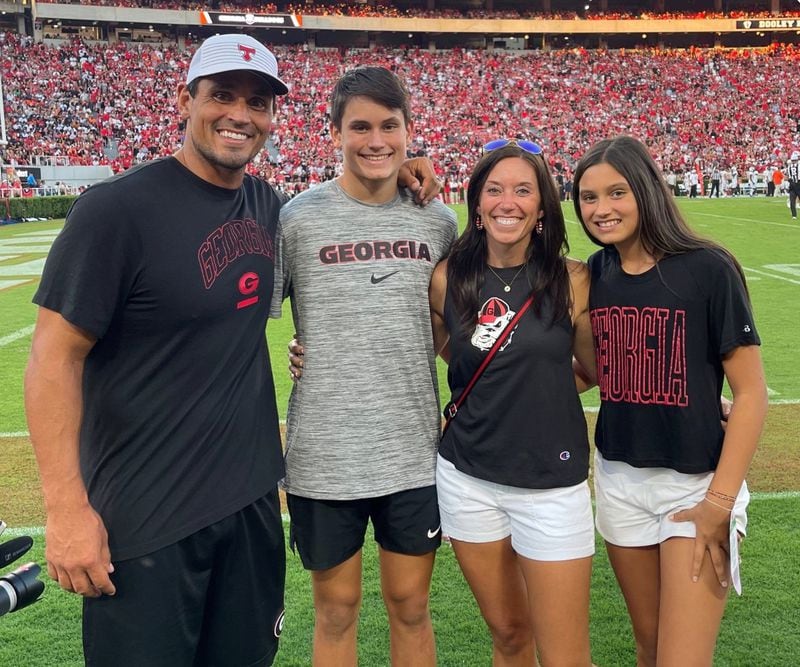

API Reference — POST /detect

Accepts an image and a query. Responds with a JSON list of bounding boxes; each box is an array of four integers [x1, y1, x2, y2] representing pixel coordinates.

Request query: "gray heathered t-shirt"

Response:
[[271, 179, 457, 499]]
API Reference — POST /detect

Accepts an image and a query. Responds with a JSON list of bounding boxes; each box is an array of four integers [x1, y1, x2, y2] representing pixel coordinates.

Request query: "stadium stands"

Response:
[[2, 30, 799, 193], [30, 0, 800, 19]]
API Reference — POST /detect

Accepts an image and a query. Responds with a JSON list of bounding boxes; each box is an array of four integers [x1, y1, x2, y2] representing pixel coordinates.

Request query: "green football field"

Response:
[[1, 196, 797, 434], [1, 196, 798, 665]]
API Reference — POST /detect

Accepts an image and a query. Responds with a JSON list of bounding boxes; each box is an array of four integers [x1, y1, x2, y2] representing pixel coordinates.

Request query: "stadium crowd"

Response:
[[32, 0, 800, 20], [2, 30, 799, 195]]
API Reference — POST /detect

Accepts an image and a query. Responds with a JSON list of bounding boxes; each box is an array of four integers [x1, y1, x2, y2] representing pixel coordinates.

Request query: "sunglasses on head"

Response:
[[483, 138, 543, 155]]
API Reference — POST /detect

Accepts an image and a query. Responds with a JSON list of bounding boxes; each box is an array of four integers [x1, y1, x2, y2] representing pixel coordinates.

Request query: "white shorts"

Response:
[[594, 450, 749, 547], [436, 455, 595, 561]]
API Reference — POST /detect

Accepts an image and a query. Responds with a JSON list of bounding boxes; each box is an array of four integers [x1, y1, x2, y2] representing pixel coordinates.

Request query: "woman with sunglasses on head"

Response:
[[429, 139, 597, 666], [572, 135, 767, 666]]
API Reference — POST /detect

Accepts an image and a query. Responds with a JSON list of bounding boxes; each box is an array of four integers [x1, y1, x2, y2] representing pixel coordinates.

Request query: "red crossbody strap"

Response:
[[443, 294, 534, 431]]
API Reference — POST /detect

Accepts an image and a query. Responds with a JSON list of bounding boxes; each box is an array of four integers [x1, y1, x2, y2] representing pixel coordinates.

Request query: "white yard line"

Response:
[[0, 325, 34, 347], [742, 266, 800, 286], [3, 399, 799, 439], [754, 491, 800, 500], [688, 210, 800, 229], [567, 212, 799, 230], [6, 491, 799, 535]]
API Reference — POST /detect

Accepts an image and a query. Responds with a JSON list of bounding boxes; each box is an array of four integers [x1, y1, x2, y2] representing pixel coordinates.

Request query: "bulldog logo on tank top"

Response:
[[471, 297, 518, 352]]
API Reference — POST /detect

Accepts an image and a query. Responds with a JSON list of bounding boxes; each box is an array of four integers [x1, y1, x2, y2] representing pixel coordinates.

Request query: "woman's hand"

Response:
[[671, 499, 732, 588]]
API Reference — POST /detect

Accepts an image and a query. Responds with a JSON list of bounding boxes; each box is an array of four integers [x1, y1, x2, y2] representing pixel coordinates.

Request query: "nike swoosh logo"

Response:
[[371, 271, 399, 284], [427, 526, 441, 539]]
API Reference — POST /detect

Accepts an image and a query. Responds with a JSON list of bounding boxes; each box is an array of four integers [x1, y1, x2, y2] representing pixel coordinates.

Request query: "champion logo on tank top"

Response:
[[471, 297, 518, 352], [591, 305, 688, 407], [197, 218, 275, 289]]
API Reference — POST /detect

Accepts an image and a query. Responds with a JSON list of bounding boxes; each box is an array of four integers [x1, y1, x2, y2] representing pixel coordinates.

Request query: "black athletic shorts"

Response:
[[286, 485, 441, 571], [83, 490, 285, 667]]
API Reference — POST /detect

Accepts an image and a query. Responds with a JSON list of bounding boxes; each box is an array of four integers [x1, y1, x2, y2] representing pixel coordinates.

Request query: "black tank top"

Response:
[[438, 266, 589, 489]]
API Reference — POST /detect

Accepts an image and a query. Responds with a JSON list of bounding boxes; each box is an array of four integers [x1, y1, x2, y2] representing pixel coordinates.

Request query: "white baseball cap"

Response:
[[187, 34, 289, 95], [791, 151, 800, 161]]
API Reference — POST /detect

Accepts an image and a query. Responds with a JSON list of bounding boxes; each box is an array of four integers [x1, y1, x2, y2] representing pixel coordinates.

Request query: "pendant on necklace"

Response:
[[503, 285, 511, 293]]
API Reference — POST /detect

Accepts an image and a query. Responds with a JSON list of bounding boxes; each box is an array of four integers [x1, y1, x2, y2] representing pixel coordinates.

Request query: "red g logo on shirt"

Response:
[[237, 272, 259, 310]]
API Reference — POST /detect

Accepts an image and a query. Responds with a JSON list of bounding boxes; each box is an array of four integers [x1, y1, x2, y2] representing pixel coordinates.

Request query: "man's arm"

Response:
[[24, 307, 116, 598], [429, 260, 450, 362], [399, 157, 443, 205]]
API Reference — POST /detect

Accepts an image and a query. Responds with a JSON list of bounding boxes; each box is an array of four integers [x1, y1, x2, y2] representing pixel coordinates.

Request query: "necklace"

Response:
[[487, 264, 526, 293]]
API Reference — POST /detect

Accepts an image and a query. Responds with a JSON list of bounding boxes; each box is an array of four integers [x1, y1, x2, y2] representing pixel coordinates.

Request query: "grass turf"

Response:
[[0, 195, 798, 664], [1, 495, 799, 666]]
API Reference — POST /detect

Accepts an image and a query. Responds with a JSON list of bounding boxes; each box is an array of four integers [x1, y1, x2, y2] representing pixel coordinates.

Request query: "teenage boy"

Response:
[[272, 67, 457, 665]]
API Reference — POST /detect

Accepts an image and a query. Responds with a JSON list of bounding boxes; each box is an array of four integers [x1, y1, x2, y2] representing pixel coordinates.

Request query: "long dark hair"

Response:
[[447, 144, 570, 334], [572, 135, 748, 288]]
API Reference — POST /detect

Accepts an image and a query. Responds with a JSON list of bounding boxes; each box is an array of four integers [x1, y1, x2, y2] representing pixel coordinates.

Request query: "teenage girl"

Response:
[[573, 135, 768, 666]]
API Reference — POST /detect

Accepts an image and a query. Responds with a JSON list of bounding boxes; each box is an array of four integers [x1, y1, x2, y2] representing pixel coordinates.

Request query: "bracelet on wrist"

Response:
[[704, 497, 734, 512], [707, 488, 737, 503]]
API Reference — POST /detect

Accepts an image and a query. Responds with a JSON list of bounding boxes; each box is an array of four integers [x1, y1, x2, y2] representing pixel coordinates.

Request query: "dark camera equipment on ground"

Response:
[[0, 521, 45, 617]]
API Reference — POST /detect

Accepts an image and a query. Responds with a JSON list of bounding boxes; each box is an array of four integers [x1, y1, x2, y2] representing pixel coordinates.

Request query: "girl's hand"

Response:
[[671, 499, 732, 588]]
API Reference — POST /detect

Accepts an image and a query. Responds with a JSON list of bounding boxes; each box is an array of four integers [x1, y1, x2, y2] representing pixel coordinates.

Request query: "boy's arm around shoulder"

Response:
[[429, 260, 450, 363], [567, 259, 597, 392]]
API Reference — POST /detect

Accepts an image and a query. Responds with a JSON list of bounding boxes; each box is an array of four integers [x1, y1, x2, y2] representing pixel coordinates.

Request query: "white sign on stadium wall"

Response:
[[736, 17, 800, 31], [199, 12, 303, 28]]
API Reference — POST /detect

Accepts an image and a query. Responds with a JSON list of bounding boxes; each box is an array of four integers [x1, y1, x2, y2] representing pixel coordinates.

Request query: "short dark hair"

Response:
[[330, 67, 411, 129]]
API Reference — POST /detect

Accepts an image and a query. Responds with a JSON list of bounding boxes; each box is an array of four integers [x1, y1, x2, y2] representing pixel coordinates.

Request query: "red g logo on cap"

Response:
[[478, 297, 509, 324]]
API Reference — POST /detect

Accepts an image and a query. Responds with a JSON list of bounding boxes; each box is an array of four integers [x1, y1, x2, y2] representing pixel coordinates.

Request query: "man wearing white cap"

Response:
[[25, 33, 439, 666], [787, 151, 800, 219]]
